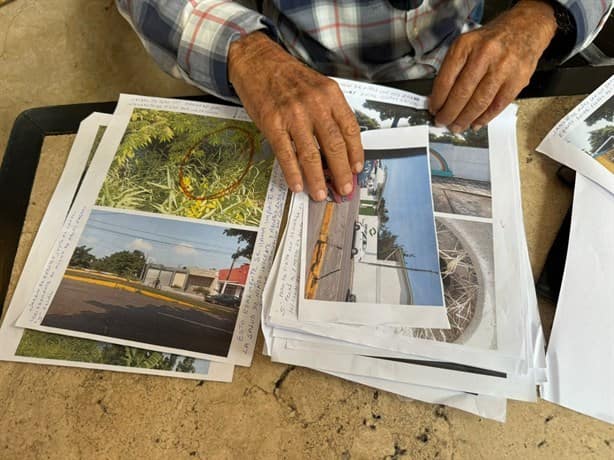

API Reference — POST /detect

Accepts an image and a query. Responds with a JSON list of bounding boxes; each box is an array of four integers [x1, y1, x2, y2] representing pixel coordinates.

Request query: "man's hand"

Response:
[[228, 32, 363, 201], [429, 0, 558, 133]]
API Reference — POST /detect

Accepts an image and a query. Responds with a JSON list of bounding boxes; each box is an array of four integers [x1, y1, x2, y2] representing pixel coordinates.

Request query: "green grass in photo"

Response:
[[15, 330, 197, 373]]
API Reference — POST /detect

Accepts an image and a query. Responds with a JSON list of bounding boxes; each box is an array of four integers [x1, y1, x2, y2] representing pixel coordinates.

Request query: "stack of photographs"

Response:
[[261, 79, 545, 422], [1, 81, 544, 417], [1, 97, 288, 381]]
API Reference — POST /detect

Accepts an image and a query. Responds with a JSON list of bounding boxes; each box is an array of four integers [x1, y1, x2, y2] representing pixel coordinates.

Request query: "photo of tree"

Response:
[[96, 109, 274, 226], [564, 95, 614, 173]]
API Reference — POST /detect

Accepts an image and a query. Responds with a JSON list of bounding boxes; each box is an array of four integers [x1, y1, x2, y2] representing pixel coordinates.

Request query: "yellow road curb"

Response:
[[63, 274, 229, 314]]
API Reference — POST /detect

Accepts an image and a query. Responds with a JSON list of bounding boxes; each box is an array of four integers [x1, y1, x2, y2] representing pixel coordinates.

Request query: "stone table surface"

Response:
[[1, 1, 613, 459]]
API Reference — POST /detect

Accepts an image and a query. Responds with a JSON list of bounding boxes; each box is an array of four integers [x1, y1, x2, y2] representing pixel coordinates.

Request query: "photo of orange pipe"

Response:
[[305, 201, 335, 299]]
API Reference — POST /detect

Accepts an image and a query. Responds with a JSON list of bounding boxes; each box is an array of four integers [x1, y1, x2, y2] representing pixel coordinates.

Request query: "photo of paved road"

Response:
[[42, 277, 237, 357], [305, 192, 360, 302]]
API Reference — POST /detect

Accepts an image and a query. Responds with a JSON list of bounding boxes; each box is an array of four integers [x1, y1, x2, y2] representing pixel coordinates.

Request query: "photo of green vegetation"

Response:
[[96, 109, 274, 226], [15, 329, 207, 374]]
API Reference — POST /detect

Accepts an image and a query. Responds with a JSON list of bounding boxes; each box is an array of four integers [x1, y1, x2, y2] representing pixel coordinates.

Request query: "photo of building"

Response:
[[41, 208, 257, 357]]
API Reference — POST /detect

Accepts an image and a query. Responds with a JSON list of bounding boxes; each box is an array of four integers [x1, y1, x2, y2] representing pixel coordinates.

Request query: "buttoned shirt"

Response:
[[116, 0, 612, 101]]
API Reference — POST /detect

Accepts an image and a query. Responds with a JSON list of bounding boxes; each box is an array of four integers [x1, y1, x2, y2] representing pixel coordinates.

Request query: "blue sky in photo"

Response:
[[78, 209, 252, 270], [381, 152, 444, 307], [191, 358, 210, 374]]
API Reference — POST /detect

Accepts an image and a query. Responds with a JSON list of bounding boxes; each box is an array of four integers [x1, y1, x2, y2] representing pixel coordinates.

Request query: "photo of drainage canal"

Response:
[[40, 207, 257, 357], [303, 127, 446, 322]]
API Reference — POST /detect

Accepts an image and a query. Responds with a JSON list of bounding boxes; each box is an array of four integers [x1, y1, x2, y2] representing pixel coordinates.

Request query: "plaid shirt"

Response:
[[117, 0, 612, 102]]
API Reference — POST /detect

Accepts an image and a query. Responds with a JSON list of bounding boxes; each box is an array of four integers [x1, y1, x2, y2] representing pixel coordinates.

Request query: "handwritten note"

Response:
[[335, 78, 427, 109], [233, 163, 287, 360]]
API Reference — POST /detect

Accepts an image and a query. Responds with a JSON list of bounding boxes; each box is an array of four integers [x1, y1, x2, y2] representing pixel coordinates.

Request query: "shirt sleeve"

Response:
[[116, 0, 277, 102], [556, 0, 613, 60]]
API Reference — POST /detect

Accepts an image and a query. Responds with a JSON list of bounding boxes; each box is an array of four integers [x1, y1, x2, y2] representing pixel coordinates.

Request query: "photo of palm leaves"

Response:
[[96, 109, 274, 226]]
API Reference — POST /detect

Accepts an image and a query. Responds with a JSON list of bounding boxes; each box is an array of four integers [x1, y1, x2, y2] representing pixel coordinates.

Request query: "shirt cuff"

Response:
[[555, 0, 613, 61], [177, 1, 278, 102]]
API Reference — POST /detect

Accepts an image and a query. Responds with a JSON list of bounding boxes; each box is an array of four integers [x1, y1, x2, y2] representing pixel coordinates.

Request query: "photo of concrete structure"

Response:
[[142, 264, 217, 296], [429, 139, 492, 218], [413, 217, 497, 348], [349, 96, 492, 218]]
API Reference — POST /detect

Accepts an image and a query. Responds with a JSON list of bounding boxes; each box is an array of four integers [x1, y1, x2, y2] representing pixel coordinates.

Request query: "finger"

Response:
[[429, 41, 470, 115], [291, 125, 327, 201], [434, 52, 490, 131], [314, 116, 354, 196], [472, 79, 524, 129], [265, 127, 303, 193], [450, 72, 501, 131], [333, 102, 364, 174]]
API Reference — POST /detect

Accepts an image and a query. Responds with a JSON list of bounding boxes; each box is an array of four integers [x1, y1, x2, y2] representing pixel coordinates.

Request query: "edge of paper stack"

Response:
[[1, 76, 611, 424]]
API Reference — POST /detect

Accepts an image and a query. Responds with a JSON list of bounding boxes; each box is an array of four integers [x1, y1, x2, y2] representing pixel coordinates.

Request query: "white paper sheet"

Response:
[[0, 114, 234, 382], [265, 193, 538, 402], [541, 174, 614, 424], [324, 370, 507, 422], [537, 75, 614, 194], [271, 338, 536, 401], [16, 97, 287, 366]]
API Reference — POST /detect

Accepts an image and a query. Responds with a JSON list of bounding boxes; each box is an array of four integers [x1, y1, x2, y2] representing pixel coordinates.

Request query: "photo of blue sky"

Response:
[[81, 208, 253, 269], [381, 151, 444, 306]]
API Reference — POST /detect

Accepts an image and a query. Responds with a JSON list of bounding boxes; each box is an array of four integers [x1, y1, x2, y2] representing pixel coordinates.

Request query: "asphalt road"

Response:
[[42, 278, 237, 357], [305, 193, 360, 302]]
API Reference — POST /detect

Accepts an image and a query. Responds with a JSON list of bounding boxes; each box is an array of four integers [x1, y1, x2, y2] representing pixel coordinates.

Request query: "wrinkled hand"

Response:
[[429, 0, 557, 132], [228, 32, 363, 201]]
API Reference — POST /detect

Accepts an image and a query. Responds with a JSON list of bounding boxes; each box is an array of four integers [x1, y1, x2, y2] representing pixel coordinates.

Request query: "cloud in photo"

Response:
[[127, 238, 153, 252], [174, 243, 198, 256], [81, 235, 99, 245]]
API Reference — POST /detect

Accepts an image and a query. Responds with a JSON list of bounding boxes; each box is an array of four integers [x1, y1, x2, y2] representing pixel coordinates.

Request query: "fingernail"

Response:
[[472, 124, 482, 132], [353, 162, 363, 173], [450, 124, 462, 134], [341, 182, 353, 195], [435, 121, 445, 128], [292, 183, 303, 193], [315, 190, 327, 201]]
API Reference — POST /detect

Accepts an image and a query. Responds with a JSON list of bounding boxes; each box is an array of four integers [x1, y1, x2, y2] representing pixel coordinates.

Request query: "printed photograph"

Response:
[[428, 127, 491, 218], [349, 97, 492, 218], [40, 208, 257, 357], [413, 217, 497, 348], [564, 94, 614, 173], [16, 329, 210, 375], [96, 109, 274, 226], [304, 140, 444, 308]]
